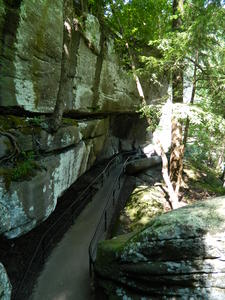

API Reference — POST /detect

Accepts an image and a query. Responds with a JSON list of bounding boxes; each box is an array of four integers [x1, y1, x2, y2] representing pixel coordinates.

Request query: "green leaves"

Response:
[[139, 104, 162, 132], [100, 0, 224, 168]]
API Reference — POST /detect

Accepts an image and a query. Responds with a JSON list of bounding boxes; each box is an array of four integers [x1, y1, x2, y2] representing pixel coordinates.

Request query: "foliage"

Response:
[[1, 151, 41, 190], [92, 0, 225, 201], [139, 105, 162, 132], [184, 159, 225, 195], [103, 0, 225, 170], [10, 151, 39, 181]]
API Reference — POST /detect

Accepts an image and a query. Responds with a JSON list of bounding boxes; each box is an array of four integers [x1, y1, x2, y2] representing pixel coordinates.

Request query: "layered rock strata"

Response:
[[0, 1, 145, 238], [0, 2, 139, 114], [95, 196, 225, 299]]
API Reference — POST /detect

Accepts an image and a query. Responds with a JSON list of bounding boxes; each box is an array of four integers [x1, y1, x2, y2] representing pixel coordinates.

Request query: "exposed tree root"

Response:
[[0, 130, 20, 164]]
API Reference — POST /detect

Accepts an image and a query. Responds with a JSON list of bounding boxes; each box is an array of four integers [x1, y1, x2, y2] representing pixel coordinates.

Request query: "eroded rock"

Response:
[[0, 1, 150, 238], [0, 1, 138, 114], [0, 117, 110, 238], [95, 196, 225, 299], [0, 263, 11, 300]]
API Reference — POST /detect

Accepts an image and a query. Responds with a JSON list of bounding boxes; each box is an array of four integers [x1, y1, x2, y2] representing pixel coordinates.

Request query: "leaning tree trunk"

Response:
[[170, 116, 184, 195], [169, 0, 184, 198], [155, 139, 180, 209]]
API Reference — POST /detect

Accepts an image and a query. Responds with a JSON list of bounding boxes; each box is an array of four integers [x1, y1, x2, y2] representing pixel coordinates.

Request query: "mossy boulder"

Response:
[[117, 185, 165, 232], [95, 196, 225, 299]]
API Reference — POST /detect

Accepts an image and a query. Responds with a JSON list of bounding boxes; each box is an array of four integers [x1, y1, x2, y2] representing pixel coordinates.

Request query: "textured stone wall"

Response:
[[0, 1, 145, 238], [0, 1, 139, 114], [0, 116, 110, 238]]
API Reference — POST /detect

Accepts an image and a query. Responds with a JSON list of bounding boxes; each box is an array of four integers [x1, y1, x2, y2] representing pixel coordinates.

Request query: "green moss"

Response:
[[62, 118, 78, 126], [96, 232, 135, 265], [184, 159, 225, 196], [123, 186, 165, 231], [11, 152, 39, 181], [0, 168, 13, 191], [0, 115, 27, 130], [0, 151, 41, 190], [0, 115, 44, 135], [87, 105, 101, 112]]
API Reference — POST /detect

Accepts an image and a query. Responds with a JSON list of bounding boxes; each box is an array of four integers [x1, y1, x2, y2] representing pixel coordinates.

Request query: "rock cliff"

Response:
[[0, 1, 147, 238]]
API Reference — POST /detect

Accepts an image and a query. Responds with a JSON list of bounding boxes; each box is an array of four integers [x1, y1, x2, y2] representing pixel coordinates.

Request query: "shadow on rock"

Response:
[[94, 196, 225, 299]]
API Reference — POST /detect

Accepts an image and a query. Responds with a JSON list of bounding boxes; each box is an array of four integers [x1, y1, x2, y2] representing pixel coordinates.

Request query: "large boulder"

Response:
[[125, 156, 161, 175], [0, 263, 11, 300], [95, 196, 225, 299]]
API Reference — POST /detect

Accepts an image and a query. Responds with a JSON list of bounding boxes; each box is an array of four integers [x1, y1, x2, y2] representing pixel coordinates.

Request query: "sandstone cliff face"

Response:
[[95, 196, 225, 300], [0, 1, 138, 114], [0, 116, 111, 238], [0, 1, 144, 238]]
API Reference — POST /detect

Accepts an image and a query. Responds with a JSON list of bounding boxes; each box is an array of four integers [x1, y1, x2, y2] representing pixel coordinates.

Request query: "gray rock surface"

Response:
[[0, 113, 149, 238], [125, 156, 161, 175], [0, 117, 110, 238], [0, 1, 138, 114], [0, 1, 153, 238], [0, 263, 11, 300], [95, 196, 225, 299], [0, 0, 63, 112]]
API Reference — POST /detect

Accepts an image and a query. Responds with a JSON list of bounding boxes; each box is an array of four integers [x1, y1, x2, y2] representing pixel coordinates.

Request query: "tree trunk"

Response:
[[155, 139, 180, 209], [49, 0, 75, 132], [169, 116, 184, 192], [81, 0, 88, 13], [169, 0, 184, 198], [217, 141, 225, 173], [183, 50, 198, 146]]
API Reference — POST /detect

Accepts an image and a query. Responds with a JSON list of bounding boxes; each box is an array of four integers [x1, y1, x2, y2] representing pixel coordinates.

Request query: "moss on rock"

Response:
[[0, 115, 28, 130], [0, 151, 41, 190], [95, 196, 225, 299], [124, 186, 165, 231], [183, 159, 225, 198], [96, 232, 135, 266]]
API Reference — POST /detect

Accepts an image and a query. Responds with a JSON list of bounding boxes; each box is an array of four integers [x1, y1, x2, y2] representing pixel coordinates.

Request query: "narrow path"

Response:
[[32, 165, 123, 300]]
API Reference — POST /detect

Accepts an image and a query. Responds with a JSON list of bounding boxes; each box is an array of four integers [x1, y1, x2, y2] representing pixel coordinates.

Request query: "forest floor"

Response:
[[112, 158, 225, 236]]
